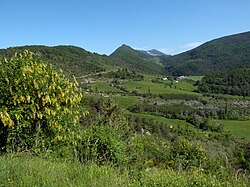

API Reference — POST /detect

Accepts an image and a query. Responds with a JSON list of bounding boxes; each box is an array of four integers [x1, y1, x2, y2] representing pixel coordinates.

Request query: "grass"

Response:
[[124, 80, 200, 95], [0, 153, 129, 187], [153, 58, 164, 67], [129, 112, 197, 130], [186, 76, 204, 81], [111, 96, 140, 108], [174, 80, 197, 92], [217, 119, 250, 140], [89, 82, 123, 93], [1, 153, 248, 187]]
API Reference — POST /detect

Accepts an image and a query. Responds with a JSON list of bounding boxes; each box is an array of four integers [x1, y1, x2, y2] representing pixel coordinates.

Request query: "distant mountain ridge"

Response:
[[1, 31, 250, 76], [0, 44, 165, 76], [110, 44, 164, 74], [162, 31, 250, 75]]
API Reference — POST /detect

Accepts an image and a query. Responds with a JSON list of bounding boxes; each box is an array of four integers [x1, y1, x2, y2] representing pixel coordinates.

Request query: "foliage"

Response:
[[128, 95, 250, 121], [0, 44, 165, 76], [128, 133, 170, 168], [163, 31, 250, 75], [234, 143, 250, 170], [77, 125, 127, 165], [0, 45, 108, 76], [0, 51, 82, 154], [77, 98, 129, 165], [198, 68, 250, 96], [169, 139, 206, 171], [106, 68, 144, 80], [110, 44, 164, 74]]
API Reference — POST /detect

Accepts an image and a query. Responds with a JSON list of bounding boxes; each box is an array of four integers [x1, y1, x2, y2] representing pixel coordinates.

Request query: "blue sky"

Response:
[[1, 0, 250, 55]]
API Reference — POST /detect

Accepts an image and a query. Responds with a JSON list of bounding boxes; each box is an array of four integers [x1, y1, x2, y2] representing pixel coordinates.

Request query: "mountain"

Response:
[[163, 31, 250, 76], [139, 49, 168, 57], [2, 31, 250, 77], [110, 44, 164, 74], [0, 44, 165, 76], [0, 45, 117, 77]]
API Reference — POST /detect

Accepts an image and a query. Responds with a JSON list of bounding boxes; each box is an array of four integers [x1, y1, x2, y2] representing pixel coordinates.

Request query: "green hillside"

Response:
[[0, 45, 115, 76], [163, 31, 250, 75], [0, 45, 166, 77], [198, 67, 250, 96], [110, 44, 164, 74]]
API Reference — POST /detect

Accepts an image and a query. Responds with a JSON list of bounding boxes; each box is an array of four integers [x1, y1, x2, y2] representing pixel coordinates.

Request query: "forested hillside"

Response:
[[110, 44, 164, 74], [0, 45, 112, 76], [198, 67, 250, 96], [0, 45, 165, 77], [163, 31, 250, 75]]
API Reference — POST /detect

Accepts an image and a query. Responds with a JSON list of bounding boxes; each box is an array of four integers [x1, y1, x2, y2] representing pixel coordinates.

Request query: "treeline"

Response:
[[128, 101, 249, 122], [198, 68, 250, 96], [106, 68, 144, 80], [0, 45, 108, 76]]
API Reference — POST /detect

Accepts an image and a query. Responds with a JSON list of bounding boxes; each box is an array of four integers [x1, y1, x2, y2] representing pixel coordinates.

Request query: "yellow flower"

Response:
[[33, 80, 39, 89], [37, 112, 43, 119], [0, 111, 14, 128], [26, 95, 31, 103]]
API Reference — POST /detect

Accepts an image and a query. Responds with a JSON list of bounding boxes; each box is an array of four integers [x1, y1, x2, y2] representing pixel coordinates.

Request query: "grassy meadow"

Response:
[[218, 120, 250, 140], [124, 80, 200, 95], [1, 154, 248, 187]]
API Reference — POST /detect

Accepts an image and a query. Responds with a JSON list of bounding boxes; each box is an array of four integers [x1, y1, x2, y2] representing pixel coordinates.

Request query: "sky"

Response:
[[1, 0, 250, 55]]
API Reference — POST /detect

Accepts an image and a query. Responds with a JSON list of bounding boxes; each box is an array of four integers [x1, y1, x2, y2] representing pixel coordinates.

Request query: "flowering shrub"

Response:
[[0, 50, 82, 154], [170, 139, 206, 171]]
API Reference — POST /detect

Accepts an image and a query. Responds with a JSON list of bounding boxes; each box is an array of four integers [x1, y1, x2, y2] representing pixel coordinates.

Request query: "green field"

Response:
[[217, 120, 250, 140], [174, 80, 197, 91], [129, 112, 197, 130], [186, 76, 204, 81], [89, 82, 123, 93], [111, 96, 140, 108], [124, 80, 200, 95]]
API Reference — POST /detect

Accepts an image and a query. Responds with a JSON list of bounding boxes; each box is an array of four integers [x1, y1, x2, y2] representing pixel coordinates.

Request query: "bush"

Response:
[[77, 125, 127, 165], [0, 51, 82, 154], [128, 134, 170, 168], [170, 139, 206, 171]]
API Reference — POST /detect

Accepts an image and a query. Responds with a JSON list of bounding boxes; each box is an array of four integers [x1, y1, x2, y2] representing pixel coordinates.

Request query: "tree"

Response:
[[0, 50, 83, 154]]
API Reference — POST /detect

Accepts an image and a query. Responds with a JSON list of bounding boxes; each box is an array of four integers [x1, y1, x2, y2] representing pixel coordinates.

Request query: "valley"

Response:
[[1, 31, 250, 186], [79, 70, 250, 140]]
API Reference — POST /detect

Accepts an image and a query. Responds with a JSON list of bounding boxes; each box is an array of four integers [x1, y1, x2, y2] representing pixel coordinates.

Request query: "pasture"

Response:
[[218, 120, 250, 140]]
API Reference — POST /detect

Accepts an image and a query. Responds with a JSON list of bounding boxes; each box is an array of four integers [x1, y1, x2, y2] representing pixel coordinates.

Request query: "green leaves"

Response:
[[0, 50, 82, 154]]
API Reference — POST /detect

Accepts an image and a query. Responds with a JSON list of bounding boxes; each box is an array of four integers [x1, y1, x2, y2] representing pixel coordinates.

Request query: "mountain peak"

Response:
[[110, 44, 164, 74]]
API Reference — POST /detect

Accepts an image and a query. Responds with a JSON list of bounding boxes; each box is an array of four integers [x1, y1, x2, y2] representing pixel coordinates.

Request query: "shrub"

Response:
[[0, 50, 82, 154], [77, 125, 127, 165], [128, 134, 170, 168], [170, 139, 206, 171]]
